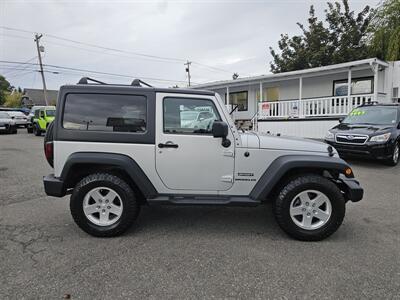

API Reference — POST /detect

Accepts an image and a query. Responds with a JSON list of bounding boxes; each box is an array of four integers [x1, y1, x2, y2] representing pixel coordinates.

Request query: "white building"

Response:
[[193, 58, 400, 138]]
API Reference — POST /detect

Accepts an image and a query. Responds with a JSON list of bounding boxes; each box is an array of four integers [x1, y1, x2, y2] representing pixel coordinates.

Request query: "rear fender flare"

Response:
[[61, 152, 158, 198]]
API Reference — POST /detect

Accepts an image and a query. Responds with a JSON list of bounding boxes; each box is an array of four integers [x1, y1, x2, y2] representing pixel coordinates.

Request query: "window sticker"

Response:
[[349, 109, 366, 116]]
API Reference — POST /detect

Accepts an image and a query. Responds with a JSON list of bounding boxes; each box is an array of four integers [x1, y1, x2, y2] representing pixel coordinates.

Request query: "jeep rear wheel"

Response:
[[70, 173, 140, 237], [274, 174, 345, 241], [33, 123, 41, 136]]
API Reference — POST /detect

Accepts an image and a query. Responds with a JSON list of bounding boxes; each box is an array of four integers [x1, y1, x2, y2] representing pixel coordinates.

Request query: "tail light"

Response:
[[44, 142, 54, 168]]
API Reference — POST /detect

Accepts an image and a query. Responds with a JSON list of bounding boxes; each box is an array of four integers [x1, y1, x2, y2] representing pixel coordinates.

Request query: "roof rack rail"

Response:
[[77, 77, 153, 88], [78, 77, 107, 85], [131, 79, 152, 87]]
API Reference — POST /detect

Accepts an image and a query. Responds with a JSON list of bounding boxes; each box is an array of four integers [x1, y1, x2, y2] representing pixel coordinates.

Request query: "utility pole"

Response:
[[34, 33, 48, 106], [184, 60, 192, 87]]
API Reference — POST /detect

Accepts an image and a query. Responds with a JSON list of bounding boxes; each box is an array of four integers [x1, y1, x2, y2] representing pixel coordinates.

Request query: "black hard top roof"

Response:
[[60, 77, 215, 96]]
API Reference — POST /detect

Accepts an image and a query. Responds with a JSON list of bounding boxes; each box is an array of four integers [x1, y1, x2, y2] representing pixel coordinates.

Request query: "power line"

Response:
[[0, 60, 195, 84], [2, 56, 38, 76], [0, 26, 238, 76], [0, 26, 185, 63]]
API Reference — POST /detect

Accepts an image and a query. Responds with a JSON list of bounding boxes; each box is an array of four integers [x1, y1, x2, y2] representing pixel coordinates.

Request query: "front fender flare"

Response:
[[249, 155, 351, 201]]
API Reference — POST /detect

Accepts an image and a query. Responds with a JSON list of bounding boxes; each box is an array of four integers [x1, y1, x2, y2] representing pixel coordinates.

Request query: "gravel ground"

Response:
[[0, 131, 399, 299]]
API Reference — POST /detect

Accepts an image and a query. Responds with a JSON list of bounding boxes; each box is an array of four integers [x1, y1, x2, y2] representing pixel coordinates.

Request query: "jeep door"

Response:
[[155, 93, 235, 191]]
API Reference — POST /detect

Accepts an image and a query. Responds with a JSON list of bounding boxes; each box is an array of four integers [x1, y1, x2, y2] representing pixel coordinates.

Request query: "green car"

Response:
[[32, 107, 56, 136]]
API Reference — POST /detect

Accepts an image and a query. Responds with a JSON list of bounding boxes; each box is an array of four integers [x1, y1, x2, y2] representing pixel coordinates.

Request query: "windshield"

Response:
[[343, 107, 398, 125], [46, 110, 56, 117]]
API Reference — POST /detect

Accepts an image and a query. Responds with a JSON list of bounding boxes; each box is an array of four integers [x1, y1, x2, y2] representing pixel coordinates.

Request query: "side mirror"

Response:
[[40, 112, 45, 118], [212, 121, 231, 148], [339, 117, 344, 123]]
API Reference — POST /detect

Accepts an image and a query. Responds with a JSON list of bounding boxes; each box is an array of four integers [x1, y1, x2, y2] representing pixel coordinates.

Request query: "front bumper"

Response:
[[326, 140, 394, 160], [43, 174, 66, 197], [337, 174, 363, 202]]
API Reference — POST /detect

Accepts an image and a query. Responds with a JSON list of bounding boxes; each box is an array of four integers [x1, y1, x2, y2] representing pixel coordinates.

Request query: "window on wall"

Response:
[[256, 87, 279, 102], [225, 91, 248, 111], [333, 77, 373, 96]]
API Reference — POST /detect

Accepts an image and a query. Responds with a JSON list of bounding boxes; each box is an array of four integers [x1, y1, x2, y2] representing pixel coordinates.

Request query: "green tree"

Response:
[[368, 0, 400, 61], [4, 91, 23, 108], [0, 75, 11, 105], [269, 0, 372, 73]]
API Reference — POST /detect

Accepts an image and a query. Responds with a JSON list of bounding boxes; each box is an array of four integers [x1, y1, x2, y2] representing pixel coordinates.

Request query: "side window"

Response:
[[34, 109, 40, 118], [163, 97, 220, 134], [63, 93, 147, 132]]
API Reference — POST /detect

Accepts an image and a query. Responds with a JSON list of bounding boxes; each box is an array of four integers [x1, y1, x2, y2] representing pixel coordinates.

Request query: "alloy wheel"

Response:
[[83, 187, 123, 226], [289, 189, 332, 230]]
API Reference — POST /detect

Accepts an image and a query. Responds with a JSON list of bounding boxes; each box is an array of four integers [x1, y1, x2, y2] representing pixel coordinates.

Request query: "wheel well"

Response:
[[64, 163, 147, 204], [265, 167, 339, 202]]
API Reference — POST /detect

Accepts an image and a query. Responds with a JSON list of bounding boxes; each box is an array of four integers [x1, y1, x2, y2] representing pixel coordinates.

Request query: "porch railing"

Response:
[[257, 94, 374, 119]]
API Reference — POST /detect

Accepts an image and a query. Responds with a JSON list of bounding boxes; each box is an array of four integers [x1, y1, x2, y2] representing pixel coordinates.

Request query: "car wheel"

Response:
[[33, 124, 41, 136], [70, 173, 140, 237], [274, 174, 345, 241], [385, 142, 399, 166]]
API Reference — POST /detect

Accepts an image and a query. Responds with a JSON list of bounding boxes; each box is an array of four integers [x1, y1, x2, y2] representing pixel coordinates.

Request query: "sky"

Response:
[[0, 0, 378, 90]]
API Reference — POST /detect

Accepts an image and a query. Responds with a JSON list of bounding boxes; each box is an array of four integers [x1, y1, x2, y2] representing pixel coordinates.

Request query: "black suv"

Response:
[[325, 103, 400, 165]]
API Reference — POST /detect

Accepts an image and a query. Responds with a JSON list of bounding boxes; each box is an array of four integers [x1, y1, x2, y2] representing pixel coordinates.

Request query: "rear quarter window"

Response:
[[63, 93, 147, 133]]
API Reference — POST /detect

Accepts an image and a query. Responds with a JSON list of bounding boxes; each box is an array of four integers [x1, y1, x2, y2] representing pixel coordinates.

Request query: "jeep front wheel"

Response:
[[274, 175, 345, 241], [70, 173, 140, 237]]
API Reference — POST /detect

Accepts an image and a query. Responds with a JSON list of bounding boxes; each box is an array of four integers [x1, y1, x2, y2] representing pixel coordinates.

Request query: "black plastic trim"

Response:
[[148, 195, 260, 206], [60, 152, 158, 198], [250, 155, 351, 201], [338, 174, 363, 202], [43, 174, 66, 197]]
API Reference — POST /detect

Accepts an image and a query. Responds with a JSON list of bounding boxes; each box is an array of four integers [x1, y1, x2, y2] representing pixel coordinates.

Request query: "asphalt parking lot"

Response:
[[0, 131, 399, 299]]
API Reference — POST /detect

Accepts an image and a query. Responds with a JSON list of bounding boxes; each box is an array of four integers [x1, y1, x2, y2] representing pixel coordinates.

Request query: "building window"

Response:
[[225, 91, 248, 111], [256, 87, 279, 102], [333, 77, 373, 96], [63, 93, 147, 132]]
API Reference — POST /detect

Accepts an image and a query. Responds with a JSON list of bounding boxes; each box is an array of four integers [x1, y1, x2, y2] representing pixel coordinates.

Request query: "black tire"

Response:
[[384, 142, 399, 166], [70, 173, 140, 237], [27, 126, 33, 133], [274, 174, 345, 241], [33, 123, 41, 136]]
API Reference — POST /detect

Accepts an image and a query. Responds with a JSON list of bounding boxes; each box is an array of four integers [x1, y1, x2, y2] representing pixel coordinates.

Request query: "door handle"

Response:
[[158, 141, 179, 148]]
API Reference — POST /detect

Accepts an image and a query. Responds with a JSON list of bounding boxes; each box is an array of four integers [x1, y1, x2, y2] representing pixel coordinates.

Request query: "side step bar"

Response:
[[147, 195, 261, 207]]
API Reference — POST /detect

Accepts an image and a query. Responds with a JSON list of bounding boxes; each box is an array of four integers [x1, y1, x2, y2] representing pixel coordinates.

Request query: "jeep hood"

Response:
[[240, 132, 331, 154]]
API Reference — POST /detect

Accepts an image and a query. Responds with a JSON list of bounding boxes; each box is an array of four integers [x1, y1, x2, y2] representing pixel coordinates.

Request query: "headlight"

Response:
[[370, 133, 391, 143], [325, 131, 335, 140]]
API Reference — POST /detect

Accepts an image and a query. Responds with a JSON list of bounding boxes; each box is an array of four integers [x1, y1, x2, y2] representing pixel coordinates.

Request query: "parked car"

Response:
[[26, 106, 53, 133], [43, 78, 363, 241], [325, 103, 400, 166], [0, 112, 18, 134], [32, 107, 56, 136], [180, 110, 216, 130], [7, 111, 28, 128]]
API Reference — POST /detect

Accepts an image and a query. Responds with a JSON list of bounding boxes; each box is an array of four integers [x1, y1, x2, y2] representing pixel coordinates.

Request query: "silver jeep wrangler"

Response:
[[43, 77, 363, 241]]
